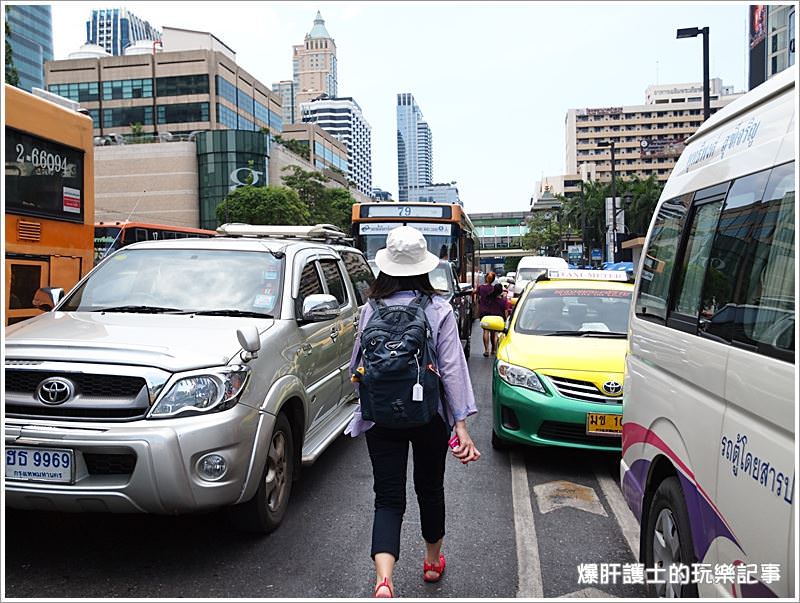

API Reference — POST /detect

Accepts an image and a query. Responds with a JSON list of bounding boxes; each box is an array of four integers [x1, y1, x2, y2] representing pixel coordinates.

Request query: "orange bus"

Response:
[[5, 85, 95, 326], [94, 221, 217, 264], [350, 202, 477, 286]]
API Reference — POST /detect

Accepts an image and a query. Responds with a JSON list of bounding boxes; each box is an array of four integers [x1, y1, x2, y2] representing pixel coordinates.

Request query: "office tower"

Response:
[[5, 5, 53, 91], [292, 12, 338, 113], [301, 96, 372, 196], [396, 93, 433, 202], [86, 8, 161, 56]]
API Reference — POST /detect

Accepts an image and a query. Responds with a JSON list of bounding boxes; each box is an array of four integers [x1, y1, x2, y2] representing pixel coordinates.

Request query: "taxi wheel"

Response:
[[228, 412, 295, 534], [491, 429, 510, 451], [643, 477, 698, 598]]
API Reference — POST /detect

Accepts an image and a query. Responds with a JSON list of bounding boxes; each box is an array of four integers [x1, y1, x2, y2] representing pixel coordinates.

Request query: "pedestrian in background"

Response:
[[476, 272, 507, 356], [345, 226, 481, 598]]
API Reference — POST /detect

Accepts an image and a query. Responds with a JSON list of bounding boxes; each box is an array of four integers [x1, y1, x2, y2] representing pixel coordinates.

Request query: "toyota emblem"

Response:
[[602, 381, 623, 396], [35, 377, 75, 405]]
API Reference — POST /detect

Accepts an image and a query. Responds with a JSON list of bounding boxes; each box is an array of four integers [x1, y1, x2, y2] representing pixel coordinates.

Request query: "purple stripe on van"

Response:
[[677, 472, 741, 561]]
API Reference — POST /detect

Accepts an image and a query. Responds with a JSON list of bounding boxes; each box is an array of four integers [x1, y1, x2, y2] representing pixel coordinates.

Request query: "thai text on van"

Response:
[[682, 117, 761, 174]]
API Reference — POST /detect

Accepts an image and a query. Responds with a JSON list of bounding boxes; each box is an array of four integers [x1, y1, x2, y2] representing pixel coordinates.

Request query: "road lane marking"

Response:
[[510, 451, 543, 598], [594, 467, 640, 560], [533, 480, 608, 517]]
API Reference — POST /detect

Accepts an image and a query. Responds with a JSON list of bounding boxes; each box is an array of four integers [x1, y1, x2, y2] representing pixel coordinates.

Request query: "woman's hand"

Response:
[[451, 421, 481, 464]]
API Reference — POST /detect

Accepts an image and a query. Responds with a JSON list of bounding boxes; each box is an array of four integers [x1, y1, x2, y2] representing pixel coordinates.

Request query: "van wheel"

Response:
[[643, 477, 698, 598], [228, 412, 295, 534], [491, 429, 510, 450]]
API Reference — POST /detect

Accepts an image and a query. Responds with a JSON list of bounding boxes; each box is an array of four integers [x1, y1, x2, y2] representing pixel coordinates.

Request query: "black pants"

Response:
[[365, 414, 450, 561]]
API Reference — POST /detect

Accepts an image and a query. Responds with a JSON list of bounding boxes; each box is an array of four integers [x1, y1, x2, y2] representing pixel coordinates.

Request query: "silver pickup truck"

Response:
[[4, 224, 374, 533]]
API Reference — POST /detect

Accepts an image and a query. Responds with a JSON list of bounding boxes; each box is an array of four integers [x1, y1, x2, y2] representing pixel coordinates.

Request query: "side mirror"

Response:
[[237, 325, 261, 362], [32, 287, 64, 311], [480, 315, 506, 332], [302, 294, 340, 322]]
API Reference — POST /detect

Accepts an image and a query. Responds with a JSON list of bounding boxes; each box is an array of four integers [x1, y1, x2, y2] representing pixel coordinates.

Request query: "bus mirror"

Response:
[[32, 287, 64, 311]]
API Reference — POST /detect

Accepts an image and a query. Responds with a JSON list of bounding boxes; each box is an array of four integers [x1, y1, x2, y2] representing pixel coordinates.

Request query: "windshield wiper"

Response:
[[92, 305, 184, 314], [542, 330, 627, 338], [185, 309, 274, 318]]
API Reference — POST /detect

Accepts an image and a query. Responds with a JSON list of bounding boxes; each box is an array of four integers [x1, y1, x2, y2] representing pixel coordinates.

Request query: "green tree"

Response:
[[216, 185, 310, 226], [520, 212, 562, 256], [320, 186, 357, 232], [5, 7, 20, 87], [504, 256, 521, 272]]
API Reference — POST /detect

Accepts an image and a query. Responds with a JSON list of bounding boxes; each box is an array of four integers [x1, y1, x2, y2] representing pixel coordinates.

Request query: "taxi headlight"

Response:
[[497, 360, 546, 394], [149, 366, 250, 418]]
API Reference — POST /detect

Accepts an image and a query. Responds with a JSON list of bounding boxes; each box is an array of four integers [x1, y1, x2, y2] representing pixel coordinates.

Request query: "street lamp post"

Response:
[[677, 26, 710, 122], [597, 140, 616, 263], [152, 40, 163, 137]]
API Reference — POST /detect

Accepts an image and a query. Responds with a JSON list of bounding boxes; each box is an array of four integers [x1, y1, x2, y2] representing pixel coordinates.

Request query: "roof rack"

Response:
[[216, 223, 350, 243]]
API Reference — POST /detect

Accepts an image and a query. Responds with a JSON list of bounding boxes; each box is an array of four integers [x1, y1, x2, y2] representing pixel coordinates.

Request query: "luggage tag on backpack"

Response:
[[412, 383, 424, 402]]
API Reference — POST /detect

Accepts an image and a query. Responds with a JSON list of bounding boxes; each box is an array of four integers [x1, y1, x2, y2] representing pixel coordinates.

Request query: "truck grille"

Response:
[[83, 453, 137, 475], [4, 369, 150, 422], [545, 375, 623, 404]]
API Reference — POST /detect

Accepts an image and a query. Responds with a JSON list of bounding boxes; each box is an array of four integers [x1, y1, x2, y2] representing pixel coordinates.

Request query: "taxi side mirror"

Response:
[[480, 315, 505, 332]]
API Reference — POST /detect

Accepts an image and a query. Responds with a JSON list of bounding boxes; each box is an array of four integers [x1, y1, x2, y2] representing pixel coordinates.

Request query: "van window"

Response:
[[635, 193, 692, 322], [700, 163, 795, 361], [672, 199, 724, 319]]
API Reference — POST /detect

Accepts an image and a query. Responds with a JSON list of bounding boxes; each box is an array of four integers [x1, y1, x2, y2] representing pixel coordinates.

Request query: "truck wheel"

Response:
[[643, 476, 698, 597], [229, 412, 295, 534]]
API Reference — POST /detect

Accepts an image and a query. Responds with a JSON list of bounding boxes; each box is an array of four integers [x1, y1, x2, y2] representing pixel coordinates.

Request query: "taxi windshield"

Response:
[[514, 286, 632, 335], [60, 248, 284, 315]]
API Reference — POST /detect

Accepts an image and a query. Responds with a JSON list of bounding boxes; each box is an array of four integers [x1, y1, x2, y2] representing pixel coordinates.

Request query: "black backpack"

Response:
[[356, 294, 442, 428]]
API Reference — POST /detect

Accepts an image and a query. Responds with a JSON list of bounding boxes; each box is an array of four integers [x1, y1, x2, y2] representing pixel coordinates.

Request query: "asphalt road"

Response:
[[4, 326, 647, 599]]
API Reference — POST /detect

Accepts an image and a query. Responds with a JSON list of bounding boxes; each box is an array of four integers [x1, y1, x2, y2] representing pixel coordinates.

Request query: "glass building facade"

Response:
[[195, 130, 270, 229], [6, 5, 53, 92], [86, 8, 161, 56]]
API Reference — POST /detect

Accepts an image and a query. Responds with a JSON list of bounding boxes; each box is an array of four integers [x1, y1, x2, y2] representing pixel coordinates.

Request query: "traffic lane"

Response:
[[3, 331, 517, 598], [516, 441, 647, 597]]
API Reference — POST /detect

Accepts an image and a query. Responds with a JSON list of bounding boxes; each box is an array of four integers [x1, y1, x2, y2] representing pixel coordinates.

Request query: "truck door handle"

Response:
[[330, 327, 339, 342], [302, 343, 312, 355]]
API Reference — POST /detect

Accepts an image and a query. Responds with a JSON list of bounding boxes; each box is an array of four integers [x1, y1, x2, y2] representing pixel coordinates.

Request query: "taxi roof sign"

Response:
[[547, 269, 630, 282]]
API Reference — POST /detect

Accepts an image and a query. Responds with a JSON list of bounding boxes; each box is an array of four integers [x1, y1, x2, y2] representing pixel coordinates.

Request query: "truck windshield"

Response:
[[61, 248, 283, 315]]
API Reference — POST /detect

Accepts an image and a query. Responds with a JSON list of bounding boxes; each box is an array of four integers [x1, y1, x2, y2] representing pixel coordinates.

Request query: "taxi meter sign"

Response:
[[547, 269, 629, 281]]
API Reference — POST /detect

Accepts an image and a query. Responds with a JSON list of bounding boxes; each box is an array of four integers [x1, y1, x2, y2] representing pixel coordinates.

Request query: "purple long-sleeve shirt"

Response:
[[344, 290, 478, 437]]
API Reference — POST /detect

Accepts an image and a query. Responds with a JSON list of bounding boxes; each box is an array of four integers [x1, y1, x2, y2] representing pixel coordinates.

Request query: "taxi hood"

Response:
[[500, 331, 626, 374], [4, 312, 274, 372]]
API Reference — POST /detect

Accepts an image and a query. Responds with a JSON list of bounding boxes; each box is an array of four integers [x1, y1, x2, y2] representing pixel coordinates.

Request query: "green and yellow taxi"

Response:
[[482, 269, 633, 451]]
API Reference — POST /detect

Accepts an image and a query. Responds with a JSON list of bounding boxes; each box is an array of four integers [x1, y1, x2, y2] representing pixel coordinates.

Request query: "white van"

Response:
[[621, 68, 795, 598], [512, 256, 569, 296]]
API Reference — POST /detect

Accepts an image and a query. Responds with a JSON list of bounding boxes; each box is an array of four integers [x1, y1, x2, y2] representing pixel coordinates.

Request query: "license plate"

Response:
[[5, 447, 75, 484], [586, 413, 622, 435]]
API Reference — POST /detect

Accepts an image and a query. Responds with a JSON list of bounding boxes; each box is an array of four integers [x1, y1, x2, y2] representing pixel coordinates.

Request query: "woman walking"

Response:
[[476, 272, 508, 356], [346, 226, 481, 598]]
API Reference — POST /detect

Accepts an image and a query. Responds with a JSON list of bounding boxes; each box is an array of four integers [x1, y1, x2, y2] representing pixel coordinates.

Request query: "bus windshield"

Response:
[[360, 232, 454, 261], [94, 226, 122, 263]]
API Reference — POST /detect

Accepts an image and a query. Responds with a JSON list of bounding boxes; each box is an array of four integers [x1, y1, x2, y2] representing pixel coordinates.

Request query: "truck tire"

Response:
[[228, 412, 295, 534]]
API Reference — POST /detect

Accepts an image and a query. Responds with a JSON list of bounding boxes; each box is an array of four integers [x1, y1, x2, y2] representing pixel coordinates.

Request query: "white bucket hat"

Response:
[[374, 226, 440, 277]]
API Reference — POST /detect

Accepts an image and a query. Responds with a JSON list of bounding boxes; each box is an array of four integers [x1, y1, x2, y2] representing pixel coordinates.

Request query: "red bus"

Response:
[[94, 221, 216, 264]]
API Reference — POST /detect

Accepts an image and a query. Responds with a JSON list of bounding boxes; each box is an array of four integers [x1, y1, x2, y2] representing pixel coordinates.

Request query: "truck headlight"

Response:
[[497, 360, 546, 394], [149, 366, 250, 418]]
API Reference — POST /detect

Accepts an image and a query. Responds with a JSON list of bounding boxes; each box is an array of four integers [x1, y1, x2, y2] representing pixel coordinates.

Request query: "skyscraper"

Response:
[[301, 96, 372, 196], [5, 5, 53, 92], [86, 8, 161, 56], [272, 80, 296, 125], [396, 93, 433, 202], [292, 12, 338, 116]]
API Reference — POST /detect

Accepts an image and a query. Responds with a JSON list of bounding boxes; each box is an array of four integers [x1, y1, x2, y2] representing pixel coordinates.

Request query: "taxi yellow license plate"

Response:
[[586, 413, 622, 435]]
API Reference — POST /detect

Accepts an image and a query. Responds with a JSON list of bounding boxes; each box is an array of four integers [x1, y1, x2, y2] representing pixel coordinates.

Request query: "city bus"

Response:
[[350, 202, 477, 286], [5, 85, 95, 326], [94, 221, 217, 264]]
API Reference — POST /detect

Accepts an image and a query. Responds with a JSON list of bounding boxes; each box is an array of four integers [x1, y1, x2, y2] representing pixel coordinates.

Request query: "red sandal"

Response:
[[373, 577, 394, 598], [423, 553, 446, 582]]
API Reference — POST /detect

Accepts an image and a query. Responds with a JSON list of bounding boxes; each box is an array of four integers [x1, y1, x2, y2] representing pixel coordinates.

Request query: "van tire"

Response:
[[643, 476, 698, 598], [228, 412, 295, 534]]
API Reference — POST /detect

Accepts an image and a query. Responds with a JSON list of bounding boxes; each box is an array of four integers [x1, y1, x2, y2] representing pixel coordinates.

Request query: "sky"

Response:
[[43, 1, 754, 214]]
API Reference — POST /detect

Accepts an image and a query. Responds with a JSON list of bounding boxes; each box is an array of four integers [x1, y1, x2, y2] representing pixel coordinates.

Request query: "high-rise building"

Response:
[[5, 5, 53, 92], [45, 28, 283, 138], [406, 183, 461, 206], [748, 5, 796, 90], [301, 96, 372, 196], [86, 8, 161, 56], [292, 12, 338, 115], [564, 79, 743, 186], [272, 80, 296, 126], [396, 93, 433, 202]]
